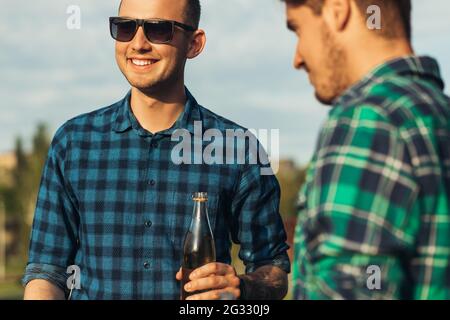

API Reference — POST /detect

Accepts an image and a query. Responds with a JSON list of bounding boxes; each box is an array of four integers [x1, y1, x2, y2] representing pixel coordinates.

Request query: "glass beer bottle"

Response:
[[180, 192, 216, 300]]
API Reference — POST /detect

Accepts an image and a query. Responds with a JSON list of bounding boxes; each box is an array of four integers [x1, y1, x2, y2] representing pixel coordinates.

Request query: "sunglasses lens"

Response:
[[111, 19, 137, 42], [145, 21, 173, 44]]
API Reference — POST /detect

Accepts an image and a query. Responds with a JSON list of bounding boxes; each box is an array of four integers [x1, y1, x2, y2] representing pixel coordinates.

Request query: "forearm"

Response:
[[239, 265, 288, 300], [24, 279, 66, 300]]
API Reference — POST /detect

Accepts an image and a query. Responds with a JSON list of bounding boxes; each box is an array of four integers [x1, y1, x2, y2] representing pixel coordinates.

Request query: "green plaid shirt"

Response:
[[293, 56, 450, 300]]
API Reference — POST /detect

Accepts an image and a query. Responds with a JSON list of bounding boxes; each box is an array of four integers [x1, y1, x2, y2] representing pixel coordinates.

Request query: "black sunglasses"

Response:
[[109, 17, 196, 44]]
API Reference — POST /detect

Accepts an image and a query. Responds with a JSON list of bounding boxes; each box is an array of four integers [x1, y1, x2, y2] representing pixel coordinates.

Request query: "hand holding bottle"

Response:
[[176, 263, 241, 300]]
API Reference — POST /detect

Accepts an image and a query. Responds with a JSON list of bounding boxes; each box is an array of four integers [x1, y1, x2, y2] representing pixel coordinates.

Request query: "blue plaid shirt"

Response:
[[23, 88, 290, 300]]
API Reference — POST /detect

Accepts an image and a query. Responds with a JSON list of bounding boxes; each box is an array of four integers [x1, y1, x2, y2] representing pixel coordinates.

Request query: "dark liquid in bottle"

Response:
[[181, 232, 216, 300]]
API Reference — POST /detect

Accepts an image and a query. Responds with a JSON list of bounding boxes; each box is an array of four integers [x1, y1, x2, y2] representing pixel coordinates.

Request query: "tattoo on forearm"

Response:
[[239, 266, 288, 300]]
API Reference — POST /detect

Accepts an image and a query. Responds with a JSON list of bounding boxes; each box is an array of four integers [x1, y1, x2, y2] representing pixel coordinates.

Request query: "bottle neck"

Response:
[[189, 200, 210, 234]]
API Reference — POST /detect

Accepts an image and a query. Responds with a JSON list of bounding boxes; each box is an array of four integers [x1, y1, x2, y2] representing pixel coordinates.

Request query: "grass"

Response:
[[0, 257, 25, 300], [0, 279, 23, 300]]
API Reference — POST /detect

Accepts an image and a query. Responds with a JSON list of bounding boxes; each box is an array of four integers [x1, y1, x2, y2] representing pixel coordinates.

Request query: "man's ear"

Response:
[[187, 29, 206, 59], [322, 0, 351, 33]]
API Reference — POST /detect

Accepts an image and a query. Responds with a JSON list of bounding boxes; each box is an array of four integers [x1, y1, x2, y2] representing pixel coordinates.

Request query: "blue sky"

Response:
[[1, 0, 449, 164]]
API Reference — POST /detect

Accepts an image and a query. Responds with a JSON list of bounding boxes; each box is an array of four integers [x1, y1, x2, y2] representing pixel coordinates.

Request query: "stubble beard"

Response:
[[315, 25, 350, 106], [120, 56, 185, 96]]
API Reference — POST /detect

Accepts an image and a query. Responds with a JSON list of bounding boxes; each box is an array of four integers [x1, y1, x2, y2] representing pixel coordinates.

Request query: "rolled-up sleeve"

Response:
[[22, 263, 70, 292], [22, 124, 79, 292], [230, 151, 291, 274]]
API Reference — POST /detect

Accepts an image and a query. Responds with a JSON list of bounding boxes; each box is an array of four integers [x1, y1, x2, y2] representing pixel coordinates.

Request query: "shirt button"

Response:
[[151, 142, 158, 148], [144, 261, 151, 269], [144, 220, 152, 228], [149, 179, 156, 186]]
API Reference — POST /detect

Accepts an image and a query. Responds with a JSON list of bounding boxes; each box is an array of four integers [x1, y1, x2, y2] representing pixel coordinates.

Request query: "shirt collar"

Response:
[[112, 87, 201, 136], [335, 55, 445, 107]]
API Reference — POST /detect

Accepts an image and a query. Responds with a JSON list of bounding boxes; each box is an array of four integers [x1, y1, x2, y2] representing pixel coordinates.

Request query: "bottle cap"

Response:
[[192, 192, 208, 202]]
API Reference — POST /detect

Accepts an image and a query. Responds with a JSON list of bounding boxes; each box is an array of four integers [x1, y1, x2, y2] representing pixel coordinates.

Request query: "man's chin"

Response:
[[315, 91, 335, 106], [126, 78, 159, 92]]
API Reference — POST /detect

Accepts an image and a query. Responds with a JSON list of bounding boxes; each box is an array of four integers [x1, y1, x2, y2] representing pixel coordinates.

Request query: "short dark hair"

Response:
[[185, 0, 202, 29], [283, 0, 412, 41], [119, 0, 202, 29]]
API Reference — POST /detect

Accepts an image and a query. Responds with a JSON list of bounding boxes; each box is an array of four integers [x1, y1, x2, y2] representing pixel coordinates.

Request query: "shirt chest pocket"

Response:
[[165, 192, 220, 260]]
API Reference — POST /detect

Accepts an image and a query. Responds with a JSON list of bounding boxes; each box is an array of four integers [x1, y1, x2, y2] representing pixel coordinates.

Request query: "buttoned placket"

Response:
[[141, 133, 163, 296]]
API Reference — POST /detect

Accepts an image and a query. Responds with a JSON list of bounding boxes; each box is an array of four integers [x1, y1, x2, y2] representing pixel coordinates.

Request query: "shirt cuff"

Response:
[[245, 253, 291, 274], [22, 262, 69, 293]]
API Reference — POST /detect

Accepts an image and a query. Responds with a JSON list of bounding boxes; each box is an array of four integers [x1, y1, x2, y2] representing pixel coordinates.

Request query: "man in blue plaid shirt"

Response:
[[22, 0, 290, 300]]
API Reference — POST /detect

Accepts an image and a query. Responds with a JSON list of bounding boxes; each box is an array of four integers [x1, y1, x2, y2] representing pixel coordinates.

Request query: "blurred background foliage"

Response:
[[0, 123, 306, 299], [0, 123, 50, 299]]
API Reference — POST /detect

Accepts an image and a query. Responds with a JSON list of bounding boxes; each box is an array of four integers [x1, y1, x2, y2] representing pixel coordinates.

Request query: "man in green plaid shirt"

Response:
[[283, 0, 450, 299]]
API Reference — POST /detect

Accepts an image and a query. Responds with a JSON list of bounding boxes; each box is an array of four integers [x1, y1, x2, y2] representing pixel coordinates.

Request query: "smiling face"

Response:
[[115, 0, 196, 94], [286, 3, 349, 105]]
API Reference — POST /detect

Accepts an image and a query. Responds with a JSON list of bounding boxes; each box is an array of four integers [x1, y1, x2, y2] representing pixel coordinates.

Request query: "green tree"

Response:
[[3, 123, 50, 260], [277, 160, 307, 218]]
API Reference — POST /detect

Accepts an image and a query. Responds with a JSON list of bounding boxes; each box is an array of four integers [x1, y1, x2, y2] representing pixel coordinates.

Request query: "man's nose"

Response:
[[293, 51, 305, 70], [131, 26, 152, 51]]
